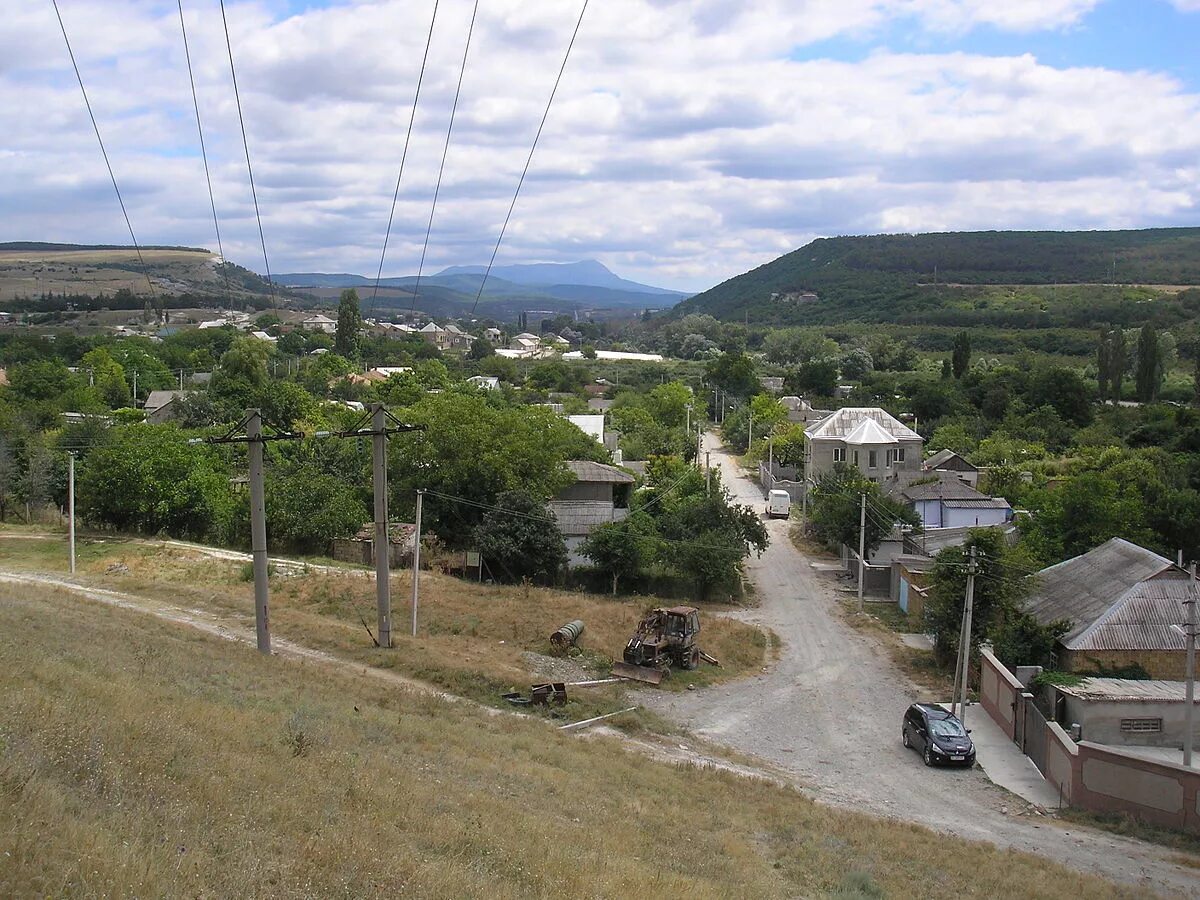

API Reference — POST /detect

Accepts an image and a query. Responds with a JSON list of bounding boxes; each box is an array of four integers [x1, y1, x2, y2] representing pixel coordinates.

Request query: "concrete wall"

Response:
[[944, 507, 1009, 529], [843, 546, 890, 595], [979, 647, 1022, 741], [980, 648, 1200, 834], [1061, 696, 1200, 748], [331, 538, 411, 569]]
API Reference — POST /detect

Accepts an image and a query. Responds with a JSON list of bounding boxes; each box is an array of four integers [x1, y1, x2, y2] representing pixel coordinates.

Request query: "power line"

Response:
[[218, 0, 276, 308], [177, 0, 232, 308], [469, 0, 590, 315], [408, 0, 480, 317], [367, 0, 441, 322], [50, 0, 156, 300]]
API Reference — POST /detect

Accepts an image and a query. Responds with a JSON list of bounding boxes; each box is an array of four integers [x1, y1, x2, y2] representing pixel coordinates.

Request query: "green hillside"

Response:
[[675, 228, 1200, 327]]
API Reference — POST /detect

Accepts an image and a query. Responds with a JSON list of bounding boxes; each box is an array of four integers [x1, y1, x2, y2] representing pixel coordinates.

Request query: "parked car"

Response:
[[765, 489, 791, 519], [902, 703, 975, 767]]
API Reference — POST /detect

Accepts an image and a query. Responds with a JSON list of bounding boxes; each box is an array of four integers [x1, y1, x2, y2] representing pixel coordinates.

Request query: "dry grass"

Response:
[[1057, 809, 1200, 858], [2, 537, 770, 720], [838, 599, 956, 697], [0, 585, 1146, 899]]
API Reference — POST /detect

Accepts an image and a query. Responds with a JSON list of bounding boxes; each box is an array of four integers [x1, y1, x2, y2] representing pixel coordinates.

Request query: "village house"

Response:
[[887, 475, 1012, 528], [143, 389, 190, 424], [922, 448, 981, 488], [1023, 538, 1193, 679], [302, 314, 337, 334], [466, 375, 500, 390], [1042, 678, 1200, 752], [547, 460, 634, 565], [803, 407, 924, 487]]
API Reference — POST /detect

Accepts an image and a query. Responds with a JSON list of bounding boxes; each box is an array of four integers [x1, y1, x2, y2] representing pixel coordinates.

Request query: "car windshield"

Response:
[[930, 718, 966, 738]]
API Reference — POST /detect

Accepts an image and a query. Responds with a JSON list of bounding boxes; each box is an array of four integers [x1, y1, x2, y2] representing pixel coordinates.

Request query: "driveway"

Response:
[[642, 433, 1197, 897]]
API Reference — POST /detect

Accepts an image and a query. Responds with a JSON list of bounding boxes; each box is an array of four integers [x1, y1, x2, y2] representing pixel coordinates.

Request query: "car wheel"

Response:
[[923, 745, 933, 767], [902, 726, 911, 749]]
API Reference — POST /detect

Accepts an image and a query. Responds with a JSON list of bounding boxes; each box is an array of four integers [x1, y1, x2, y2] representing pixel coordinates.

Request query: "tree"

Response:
[[580, 512, 659, 593], [1135, 323, 1164, 403], [1021, 471, 1153, 562], [951, 331, 971, 378], [335, 289, 362, 357], [840, 347, 874, 380], [705, 351, 759, 399], [807, 465, 918, 559], [657, 493, 768, 600], [762, 329, 838, 366], [81, 347, 131, 408], [771, 423, 807, 469], [785, 358, 838, 397], [0, 435, 14, 521], [266, 467, 366, 554], [473, 490, 567, 582], [1028, 365, 1093, 427], [923, 530, 1035, 668], [467, 337, 494, 360], [928, 422, 977, 456], [581, 344, 598, 360]]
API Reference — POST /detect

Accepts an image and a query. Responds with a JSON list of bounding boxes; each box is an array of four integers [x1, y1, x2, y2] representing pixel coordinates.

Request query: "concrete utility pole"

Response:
[[748, 411, 754, 450], [685, 403, 691, 436], [696, 424, 703, 469], [411, 489, 424, 637], [371, 403, 392, 649], [768, 436, 774, 483], [705, 450, 711, 494], [1185, 563, 1197, 768], [857, 493, 867, 611], [131, 369, 138, 403], [956, 547, 979, 725], [246, 409, 271, 654], [67, 452, 76, 575]]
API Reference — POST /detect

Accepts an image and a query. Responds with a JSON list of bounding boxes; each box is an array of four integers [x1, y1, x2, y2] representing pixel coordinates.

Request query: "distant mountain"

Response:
[[275, 259, 689, 317], [435, 260, 689, 297], [674, 228, 1200, 326]]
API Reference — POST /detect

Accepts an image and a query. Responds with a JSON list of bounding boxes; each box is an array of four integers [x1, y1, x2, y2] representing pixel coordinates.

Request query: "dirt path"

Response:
[[639, 433, 1197, 898]]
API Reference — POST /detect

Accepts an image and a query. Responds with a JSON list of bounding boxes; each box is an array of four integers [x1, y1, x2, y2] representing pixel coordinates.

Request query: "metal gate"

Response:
[[1022, 697, 1049, 775]]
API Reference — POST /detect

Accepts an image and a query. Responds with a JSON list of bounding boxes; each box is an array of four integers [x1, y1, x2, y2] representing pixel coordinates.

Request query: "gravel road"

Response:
[[641, 433, 1197, 898]]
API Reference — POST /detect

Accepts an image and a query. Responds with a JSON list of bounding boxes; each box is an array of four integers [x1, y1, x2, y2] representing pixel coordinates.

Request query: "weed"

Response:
[[280, 711, 314, 758]]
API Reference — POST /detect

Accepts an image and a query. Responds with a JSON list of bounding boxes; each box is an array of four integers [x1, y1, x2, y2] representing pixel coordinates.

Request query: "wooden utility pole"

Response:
[[1185, 563, 1197, 768], [857, 493, 866, 611], [411, 489, 424, 637], [371, 403, 392, 648], [246, 409, 271, 654], [67, 451, 76, 575]]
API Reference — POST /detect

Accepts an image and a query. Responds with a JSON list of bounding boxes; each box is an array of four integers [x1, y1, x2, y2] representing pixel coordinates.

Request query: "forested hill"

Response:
[[674, 228, 1200, 325]]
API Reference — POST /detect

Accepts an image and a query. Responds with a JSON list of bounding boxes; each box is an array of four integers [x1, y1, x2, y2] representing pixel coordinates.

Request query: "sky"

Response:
[[3, 0, 1200, 293]]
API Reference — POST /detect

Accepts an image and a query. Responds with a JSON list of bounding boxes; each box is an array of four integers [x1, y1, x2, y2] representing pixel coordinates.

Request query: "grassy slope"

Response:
[[675, 228, 1200, 326], [0, 583, 1143, 899]]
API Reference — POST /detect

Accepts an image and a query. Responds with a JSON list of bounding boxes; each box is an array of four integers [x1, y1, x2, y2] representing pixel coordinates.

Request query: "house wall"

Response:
[[914, 499, 943, 528], [979, 647, 1022, 741], [1059, 649, 1189, 680], [944, 506, 1009, 529], [556, 482, 612, 503], [1061, 697, 1200, 748], [331, 538, 412, 569]]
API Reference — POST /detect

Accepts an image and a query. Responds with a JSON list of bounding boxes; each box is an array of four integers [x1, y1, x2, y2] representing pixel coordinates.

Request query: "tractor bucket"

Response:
[[612, 661, 665, 685]]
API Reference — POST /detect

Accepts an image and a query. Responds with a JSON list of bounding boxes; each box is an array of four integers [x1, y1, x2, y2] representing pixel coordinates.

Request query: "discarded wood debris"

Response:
[[559, 706, 638, 731]]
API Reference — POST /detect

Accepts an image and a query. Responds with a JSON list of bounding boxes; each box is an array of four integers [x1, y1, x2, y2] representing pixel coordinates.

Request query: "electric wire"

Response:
[[407, 0, 480, 317], [468, 0, 589, 315], [367, 0, 441, 321], [50, 0, 157, 300], [218, 0, 276, 308], [177, 0, 232, 308]]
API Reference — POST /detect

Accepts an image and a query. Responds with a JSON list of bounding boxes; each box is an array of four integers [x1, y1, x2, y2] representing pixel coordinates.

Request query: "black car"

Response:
[[902, 703, 975, 767]]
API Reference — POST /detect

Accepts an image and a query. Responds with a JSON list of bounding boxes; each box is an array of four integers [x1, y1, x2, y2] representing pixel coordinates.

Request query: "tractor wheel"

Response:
[[682, 648, 700, 670]]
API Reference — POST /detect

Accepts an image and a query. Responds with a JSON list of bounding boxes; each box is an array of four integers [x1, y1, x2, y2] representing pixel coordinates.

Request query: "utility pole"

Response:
[[685, 403, 691, 436], [956, 547, 979, 725], [131, 369, 138, 403], [1184, 562, 1197, 768], [246, 409, 271, 654], [768, 436, 774, 482], [696, 424, 703, 469], [371, 403, 392, 648], [857, 493, 867, 611], [705, 450, 711, 494], [748, 411, 754, 450], [411, 489, 424, 637], [67, 452, 76, 575]]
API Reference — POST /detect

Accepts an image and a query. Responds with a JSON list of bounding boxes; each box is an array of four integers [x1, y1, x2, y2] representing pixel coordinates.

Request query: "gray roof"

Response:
[[805, 407, 922, 442], [925, 448, 978, 471], [899, 478, 988, 502], [942, 498, 1011, 509], [1024, 538, 1187, 651], [144, 389, 187, 411], [565, 460, 635, 484], [1054, 678, 1200, 703], [904, 523, 1016, 557]]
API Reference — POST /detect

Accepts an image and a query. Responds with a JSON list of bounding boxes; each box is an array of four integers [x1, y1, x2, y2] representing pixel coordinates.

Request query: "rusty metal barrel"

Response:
[[549, 619, 585, 650]]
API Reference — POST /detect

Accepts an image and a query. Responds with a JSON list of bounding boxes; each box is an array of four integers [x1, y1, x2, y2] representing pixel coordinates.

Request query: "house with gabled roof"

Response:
[[923, 448, 981, 488], [804, 407, 923, 486], [888, 474, 1012, 528], [548, 460, 635, 565], [1023, 538, 1192, 679]]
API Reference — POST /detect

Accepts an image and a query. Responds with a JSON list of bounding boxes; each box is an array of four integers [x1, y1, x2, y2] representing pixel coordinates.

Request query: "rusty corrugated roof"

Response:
[[1055, 678, 1198, 703]]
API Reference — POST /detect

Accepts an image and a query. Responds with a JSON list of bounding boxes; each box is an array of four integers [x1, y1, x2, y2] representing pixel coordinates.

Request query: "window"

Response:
[[833, 447, 846, 463], [853, 450, 860, 466], [868, 450, 877, 469], [1120, 718, 1162, 734], [895, 448, 905, 464]]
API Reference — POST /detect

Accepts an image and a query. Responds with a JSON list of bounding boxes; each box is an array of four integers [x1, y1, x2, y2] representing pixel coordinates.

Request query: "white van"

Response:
[[765, 489, 792, 519]]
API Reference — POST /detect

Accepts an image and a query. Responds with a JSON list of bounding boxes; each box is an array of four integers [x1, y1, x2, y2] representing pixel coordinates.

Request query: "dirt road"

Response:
[[642, 434, 1197, 897]]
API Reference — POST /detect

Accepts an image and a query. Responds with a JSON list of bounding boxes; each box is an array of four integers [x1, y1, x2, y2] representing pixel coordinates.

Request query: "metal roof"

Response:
[[565, 460, 635, 484], [844, 418, 896, 445], [924, 448, 978, 471], [1023, 538, 1187, 650], [1054, 678, 1199, 703], [804, 407, 922, 442], [900, 478, 988, 502], [942, 498, 1012, 509]]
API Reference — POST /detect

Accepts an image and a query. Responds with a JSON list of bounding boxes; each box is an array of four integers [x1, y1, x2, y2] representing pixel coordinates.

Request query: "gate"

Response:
[[1022, 696, 1049, 775]]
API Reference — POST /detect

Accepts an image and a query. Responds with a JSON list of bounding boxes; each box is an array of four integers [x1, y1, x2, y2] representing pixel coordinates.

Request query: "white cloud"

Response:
[[1167, 1, 1200, 12], [1, 0, 1197, 292]]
